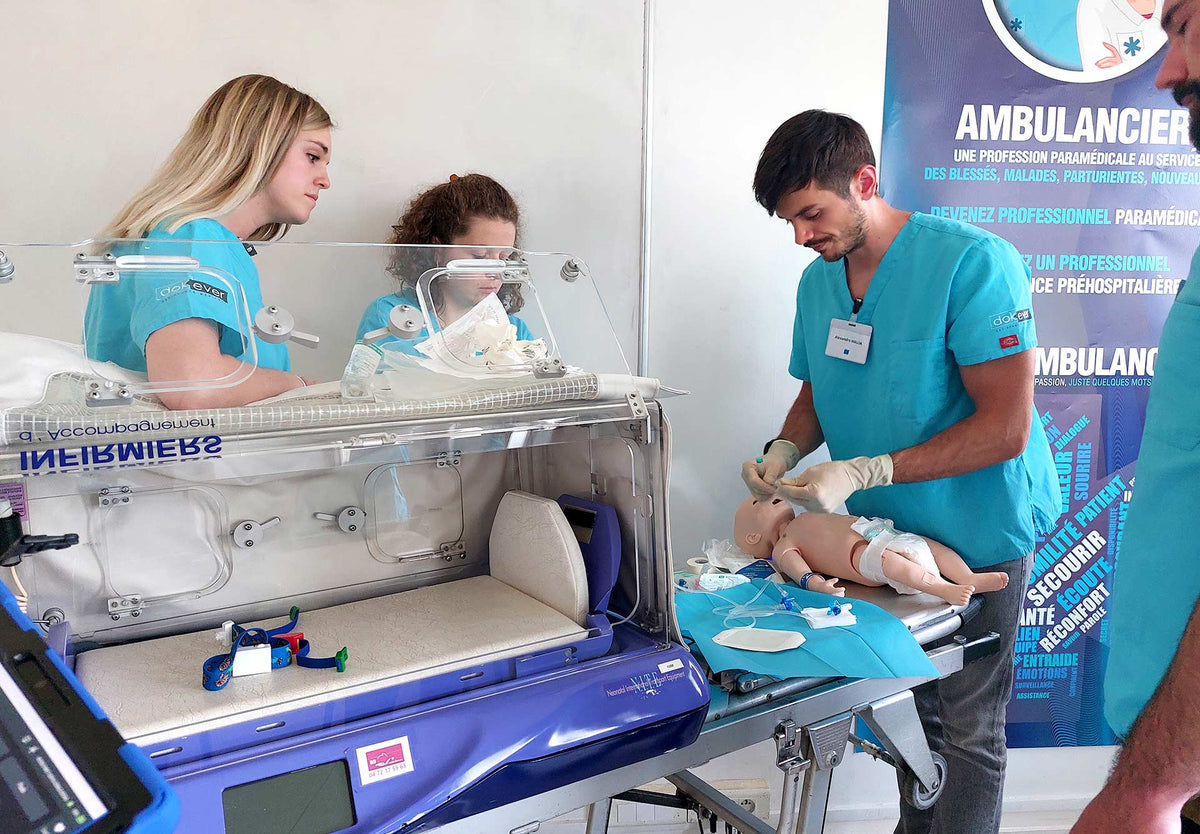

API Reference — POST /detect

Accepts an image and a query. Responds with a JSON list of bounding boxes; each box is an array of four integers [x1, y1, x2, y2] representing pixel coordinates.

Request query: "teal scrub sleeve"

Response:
[[945, 236, 1038, 366], [127, 252, 250, 361], [788, 283, 812, 380], [513, 315, 534, 341]]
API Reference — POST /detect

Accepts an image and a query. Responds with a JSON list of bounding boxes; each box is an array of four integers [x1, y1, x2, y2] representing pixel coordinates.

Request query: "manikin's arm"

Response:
[[889, 350, 1033, 483], [773, 545, 844, 597], [1070, 597, 1200, 833], [146, 318, 306, 410]]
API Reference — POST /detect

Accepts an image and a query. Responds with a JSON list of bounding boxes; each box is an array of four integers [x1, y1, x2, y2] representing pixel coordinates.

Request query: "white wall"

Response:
[[646, 0, 1112, 826], [0, 0, 646, 361]]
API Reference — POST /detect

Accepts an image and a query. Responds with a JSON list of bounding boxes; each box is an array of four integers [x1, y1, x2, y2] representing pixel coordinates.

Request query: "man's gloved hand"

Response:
[[777, 454, 893, 513], [741, 439, 801, 498]]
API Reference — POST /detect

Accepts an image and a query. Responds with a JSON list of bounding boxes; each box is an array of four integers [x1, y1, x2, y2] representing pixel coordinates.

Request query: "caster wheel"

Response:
[[902, 751, 947, 810]]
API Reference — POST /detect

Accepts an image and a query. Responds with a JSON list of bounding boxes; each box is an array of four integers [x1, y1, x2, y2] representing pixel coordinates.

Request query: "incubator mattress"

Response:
[[74, 575, 587, 743]]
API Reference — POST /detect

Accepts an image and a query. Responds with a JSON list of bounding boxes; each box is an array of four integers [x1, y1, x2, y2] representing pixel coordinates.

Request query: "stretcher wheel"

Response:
[[901, 752, 947, 810]]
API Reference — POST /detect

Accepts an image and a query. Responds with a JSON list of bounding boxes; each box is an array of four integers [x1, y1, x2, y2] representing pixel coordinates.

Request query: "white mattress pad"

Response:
[[74, 575, 587, 744]]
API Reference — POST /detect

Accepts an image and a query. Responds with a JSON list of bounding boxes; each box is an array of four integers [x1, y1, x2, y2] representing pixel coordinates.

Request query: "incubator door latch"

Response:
[[362, 303, 426, 343], [107, 595, 143, 621], [438, 540, 467, 561], [533, 358, 567, 378], [626, 390, 649, 419], [85, 380, 134, 408], [254, 306, 320, 349], [97, 486, 133, 508], [73, 253, 119, 284], [232, 516, 281, 549], [314, 506, 366, 534]]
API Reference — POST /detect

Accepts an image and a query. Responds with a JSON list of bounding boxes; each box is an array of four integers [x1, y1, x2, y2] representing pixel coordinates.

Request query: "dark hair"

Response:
[[386, 173, 524, 313], [752, 110, 876, 214]]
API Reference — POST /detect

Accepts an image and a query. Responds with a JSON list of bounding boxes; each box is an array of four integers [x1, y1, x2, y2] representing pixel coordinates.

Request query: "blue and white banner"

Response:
[[883, 0, 1197, 747]]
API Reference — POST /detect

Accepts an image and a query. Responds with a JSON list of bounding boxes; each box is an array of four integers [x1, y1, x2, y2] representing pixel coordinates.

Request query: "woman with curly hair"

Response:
[[356, 174, 533, 352]]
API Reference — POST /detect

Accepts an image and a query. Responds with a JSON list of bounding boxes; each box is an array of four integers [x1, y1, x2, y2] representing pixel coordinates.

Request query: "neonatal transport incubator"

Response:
[[0, 239, 988, 834]]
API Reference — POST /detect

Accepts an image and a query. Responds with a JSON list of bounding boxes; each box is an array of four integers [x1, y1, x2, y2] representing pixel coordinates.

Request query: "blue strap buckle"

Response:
[[202, 606, 348, 692]]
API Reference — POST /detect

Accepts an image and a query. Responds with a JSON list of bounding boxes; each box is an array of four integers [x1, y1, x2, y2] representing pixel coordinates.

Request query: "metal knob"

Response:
[[232, 516, 281, 549], [314, 506, 365, 534], [560, 258, 583, 282], [363, 304, 426, 343], [254, 306, 320, 348]]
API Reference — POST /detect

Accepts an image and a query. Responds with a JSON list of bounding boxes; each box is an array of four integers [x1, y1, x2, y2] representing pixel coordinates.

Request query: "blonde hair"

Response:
[[102, 74, 331, 242]]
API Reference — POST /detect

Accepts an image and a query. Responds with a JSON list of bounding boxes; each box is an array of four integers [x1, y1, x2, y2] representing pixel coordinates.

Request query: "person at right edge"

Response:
[[1072, 2, 1200, 832], [742, 110, 1061, 834]]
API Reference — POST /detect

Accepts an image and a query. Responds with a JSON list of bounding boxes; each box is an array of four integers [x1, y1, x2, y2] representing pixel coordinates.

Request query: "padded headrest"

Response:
[[489, 491, 590, 627]]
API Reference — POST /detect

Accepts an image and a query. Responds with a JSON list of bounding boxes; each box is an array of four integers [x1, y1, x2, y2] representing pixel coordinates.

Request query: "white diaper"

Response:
[[851, 517, 939, 595]]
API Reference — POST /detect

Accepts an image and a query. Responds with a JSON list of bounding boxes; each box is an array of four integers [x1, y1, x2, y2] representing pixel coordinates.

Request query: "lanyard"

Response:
[[203, 606, 348, 692]]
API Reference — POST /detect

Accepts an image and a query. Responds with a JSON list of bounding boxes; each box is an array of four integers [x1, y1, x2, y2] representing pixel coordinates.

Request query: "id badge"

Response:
[[825, 318, 872, 364]]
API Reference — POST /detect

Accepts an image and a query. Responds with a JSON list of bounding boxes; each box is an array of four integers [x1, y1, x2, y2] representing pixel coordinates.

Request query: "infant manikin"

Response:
[[733, 497, 1008, 605]]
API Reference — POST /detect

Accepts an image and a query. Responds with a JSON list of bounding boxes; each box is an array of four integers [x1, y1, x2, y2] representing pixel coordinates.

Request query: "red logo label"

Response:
[[366, 742, 408, 772], [999, 335, 1020, 349]]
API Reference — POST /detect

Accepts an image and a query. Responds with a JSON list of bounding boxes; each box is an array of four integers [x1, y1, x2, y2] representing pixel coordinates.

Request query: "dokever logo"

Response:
[[992, 309, 1031, 328], [187, 279, 229, 303]]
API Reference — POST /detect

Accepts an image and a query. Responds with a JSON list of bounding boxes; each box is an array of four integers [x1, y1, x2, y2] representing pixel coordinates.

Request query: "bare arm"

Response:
[[889, 349, 1033, 483], [145, 318, 305, 410], [777, 383, 825, 459], [1071, 598, 1200, 832], [1112, 599, 1200, 804]]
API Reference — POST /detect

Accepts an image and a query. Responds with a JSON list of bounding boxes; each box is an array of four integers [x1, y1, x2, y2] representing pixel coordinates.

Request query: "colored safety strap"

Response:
[[201, 607, 346, 691], [293, 640, 349, 673]]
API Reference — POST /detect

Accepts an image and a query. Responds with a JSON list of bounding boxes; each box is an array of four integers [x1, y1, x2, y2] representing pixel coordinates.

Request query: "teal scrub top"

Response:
[[1104, 248, 1200, 738], [355, 289, 534, 356], [83, 218, 290, 374], [789, 212, 1061, 569]]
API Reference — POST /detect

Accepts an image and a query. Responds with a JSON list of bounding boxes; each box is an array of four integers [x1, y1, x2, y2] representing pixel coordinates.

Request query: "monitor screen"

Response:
[[0, 660, 108, 834], [223, 760, 356, 834]]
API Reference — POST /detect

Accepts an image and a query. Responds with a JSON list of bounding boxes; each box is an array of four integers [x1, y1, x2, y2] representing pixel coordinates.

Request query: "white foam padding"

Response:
[[489, 491, 590, 626], [74, 575, 586, 744]]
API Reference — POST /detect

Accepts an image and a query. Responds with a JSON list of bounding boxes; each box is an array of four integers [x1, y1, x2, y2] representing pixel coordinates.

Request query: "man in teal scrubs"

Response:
[[1073, 3, 1200, 831], [743, 110, 1060, 834]]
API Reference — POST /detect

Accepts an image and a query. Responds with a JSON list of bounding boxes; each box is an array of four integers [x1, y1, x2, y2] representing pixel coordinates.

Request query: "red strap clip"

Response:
[[278, 632, 305, 656]]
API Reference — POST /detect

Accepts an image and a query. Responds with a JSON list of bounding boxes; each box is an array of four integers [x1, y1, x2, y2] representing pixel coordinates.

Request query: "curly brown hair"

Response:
[[386, 173, 524, 314]]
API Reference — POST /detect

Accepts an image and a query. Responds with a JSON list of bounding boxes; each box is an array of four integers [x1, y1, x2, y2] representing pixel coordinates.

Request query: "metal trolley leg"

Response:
[[854, 690, 947, 811], [584, 797, 613, 833], [776, 715, 853, 834], [595, 704, 929, 834]]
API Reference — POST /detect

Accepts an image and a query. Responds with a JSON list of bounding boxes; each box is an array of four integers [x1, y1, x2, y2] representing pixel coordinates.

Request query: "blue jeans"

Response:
[[894, 554, 1033, 834]]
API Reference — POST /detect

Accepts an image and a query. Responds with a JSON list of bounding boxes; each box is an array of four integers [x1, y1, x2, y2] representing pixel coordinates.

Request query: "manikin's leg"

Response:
[[924, 538, 1009, 593], [877, 548, 974, 606], [773, 547, 845, 597]]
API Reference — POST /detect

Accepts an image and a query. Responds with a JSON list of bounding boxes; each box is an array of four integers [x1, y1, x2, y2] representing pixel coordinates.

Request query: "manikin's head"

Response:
[[734, 496, 796, 559]]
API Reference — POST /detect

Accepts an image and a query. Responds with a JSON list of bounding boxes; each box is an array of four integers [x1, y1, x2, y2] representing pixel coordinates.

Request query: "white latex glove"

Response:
[[741, 439, 801, 498], [777, 455, 893, 513]]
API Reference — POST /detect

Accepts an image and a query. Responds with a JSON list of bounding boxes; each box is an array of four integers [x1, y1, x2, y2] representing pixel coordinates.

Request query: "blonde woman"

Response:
[[83, 74, 332, 409]]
